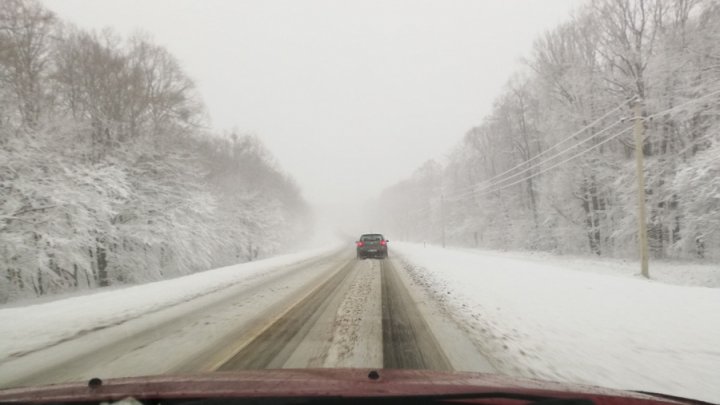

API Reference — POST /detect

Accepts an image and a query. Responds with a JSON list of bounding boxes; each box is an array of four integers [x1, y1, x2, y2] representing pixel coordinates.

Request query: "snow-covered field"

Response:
[[448, 247, 720, 288], [394, 242, 720, 403], [0, 245, 339, 361]]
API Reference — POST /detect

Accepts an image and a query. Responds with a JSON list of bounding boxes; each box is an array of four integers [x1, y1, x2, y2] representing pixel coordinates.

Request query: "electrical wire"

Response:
[[403, 88, 720, 217], [447, 87, 720, 204]]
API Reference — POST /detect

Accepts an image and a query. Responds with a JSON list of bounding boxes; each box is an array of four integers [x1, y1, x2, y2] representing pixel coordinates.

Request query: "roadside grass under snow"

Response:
[[0, 245, 339, 361], [394, 242, 720, 404]]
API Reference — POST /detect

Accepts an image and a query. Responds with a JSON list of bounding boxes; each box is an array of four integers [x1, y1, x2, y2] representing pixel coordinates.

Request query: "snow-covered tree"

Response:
[[378, 0, 720, 261], [0, 1, 308, 303]]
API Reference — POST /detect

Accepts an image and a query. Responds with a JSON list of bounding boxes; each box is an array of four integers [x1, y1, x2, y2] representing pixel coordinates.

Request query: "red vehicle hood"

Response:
[[0, 369, 707, 405]]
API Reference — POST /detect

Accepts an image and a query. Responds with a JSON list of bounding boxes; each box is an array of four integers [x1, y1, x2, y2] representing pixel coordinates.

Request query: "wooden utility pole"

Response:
[[633, 100, 650, 278], [441, 193, 446, 248]]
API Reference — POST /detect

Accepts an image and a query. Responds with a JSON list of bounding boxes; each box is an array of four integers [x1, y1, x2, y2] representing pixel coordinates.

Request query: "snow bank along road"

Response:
[[392, 243, 720, 404], [0, 248, 494, 388]]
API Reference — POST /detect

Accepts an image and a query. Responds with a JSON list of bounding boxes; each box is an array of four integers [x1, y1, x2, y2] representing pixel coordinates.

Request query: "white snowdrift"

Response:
[[0, 245, 339, 361], [394, 242, 720, 403]]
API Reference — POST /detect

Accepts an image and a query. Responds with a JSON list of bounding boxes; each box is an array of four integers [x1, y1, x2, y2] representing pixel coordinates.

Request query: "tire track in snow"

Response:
[[216, 257, 358, 369], [380, 259, 452, 370]]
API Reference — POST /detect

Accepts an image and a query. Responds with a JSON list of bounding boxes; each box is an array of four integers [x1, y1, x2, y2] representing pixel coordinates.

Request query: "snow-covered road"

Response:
[[0, 246, 492, 389], [1, 243, 717, 403], [0, 247, 353, 385]]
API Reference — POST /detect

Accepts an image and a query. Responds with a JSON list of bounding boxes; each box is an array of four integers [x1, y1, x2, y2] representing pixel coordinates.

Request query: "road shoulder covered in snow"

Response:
[[394, 242, 720, 403], [0, 245, 340, 361]]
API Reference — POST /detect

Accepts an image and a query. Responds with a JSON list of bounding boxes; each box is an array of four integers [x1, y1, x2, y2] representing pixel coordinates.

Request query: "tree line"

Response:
[[0, 0, 309, 303], [378, 0, 720, 260]]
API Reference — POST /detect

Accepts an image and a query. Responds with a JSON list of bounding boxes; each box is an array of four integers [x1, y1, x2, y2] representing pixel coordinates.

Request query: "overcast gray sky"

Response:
[[42, 0, 579, 206]]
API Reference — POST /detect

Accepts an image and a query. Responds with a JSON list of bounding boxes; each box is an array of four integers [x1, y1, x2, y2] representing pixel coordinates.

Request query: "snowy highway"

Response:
[[0, 248, 494, 389], [1, 243, 719, 403], [4, 1, 720, 404]]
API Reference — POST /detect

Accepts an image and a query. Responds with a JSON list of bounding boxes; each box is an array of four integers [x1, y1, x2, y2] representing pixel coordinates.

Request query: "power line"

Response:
[[446, 126, 634, 203], [407, 119, 629, 217], [640, 86, 720, 168], [450, 97, 635, 196], [470, 119, 625, 194], [404, 88, 720, 218], [446, 87, 720, 204], [646, 87, 720, 119]]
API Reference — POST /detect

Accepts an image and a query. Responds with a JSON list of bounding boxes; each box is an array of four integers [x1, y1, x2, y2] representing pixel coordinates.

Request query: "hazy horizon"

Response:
[[42, 0, 580, 206]]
